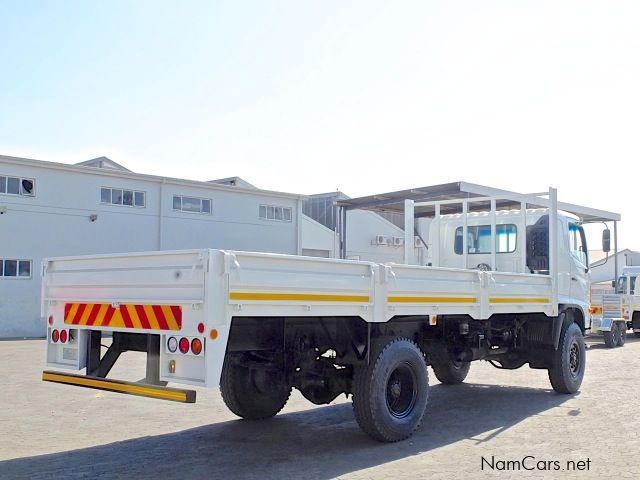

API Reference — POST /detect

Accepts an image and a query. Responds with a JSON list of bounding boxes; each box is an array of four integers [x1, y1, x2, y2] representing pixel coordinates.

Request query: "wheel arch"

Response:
[[552, 305, 585, 350]]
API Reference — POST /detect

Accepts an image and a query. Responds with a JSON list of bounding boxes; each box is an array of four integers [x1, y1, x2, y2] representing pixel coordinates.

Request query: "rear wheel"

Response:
[[634, 331, 640, 338], [352, 338, 429, 442], [603, 323, 618, 348], [432, 359, 470, 385], [617, 322, 627, 347], [548, 322, 586, 394], [220, 360, 291, 420]]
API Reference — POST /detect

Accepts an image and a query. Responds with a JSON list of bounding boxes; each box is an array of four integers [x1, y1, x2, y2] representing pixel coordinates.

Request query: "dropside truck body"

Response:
[[42, 186, 620, 441]]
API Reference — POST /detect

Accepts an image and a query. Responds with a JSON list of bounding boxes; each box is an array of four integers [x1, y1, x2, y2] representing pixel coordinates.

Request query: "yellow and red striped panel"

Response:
[[64, 303, 182, 331]]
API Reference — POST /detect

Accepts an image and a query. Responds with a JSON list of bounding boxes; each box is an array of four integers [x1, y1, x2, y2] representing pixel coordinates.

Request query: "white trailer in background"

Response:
[[43, 184, 620, 442]]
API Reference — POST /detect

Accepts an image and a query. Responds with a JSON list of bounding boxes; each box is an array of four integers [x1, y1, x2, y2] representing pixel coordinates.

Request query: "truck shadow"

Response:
[[2, 382, 573, 480]]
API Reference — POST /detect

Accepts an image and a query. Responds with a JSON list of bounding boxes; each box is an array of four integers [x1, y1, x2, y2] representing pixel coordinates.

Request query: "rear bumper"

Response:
[[42, 370, 196, 403]]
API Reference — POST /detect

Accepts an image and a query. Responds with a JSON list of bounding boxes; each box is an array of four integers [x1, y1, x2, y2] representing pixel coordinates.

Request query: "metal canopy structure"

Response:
[[337, 181, 621, 280], [337, 181, 620, 224]]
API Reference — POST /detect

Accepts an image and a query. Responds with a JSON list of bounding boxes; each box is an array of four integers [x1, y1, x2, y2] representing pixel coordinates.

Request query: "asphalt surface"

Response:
[[1, 335, 639, 479]]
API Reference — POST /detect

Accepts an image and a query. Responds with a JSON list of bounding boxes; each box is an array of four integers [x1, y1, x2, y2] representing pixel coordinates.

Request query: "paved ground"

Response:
[[1, 335, 639, 480]]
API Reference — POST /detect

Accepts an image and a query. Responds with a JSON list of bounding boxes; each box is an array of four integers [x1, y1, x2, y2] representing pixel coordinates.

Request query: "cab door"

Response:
[[568, 223, 589, 303]]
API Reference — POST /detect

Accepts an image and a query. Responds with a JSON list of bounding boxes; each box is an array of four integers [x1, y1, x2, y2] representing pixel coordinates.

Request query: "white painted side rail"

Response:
[[43, 249, 556, 327], [219, 250, 555, 323]]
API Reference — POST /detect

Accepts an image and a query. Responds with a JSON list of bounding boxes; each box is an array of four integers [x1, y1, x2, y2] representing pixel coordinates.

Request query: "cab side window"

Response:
[[568, 224, 588, 266]]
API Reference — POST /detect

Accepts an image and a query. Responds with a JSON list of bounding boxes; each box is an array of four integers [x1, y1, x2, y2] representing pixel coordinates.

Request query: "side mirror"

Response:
[[602, 229, 611, 253]]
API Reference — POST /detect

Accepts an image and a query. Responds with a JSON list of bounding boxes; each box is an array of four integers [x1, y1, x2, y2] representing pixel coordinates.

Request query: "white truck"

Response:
[[42, 185, 619, 442], [615, 266, 640, 336], [588, 289, 627, 348], [590, 266, 640, 346]]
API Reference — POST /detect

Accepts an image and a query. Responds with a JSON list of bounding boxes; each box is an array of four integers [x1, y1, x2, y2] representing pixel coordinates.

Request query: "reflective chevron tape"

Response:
[[64, 303, 182, 330]]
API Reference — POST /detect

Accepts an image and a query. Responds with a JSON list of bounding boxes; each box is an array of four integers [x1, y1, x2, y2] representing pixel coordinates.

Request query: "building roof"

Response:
[[75, 156, 132, 172], [336, 181, 620, 223], [209, 176, 258, 189], [0, 154, 305, 201], [590, 249, 639, 268]]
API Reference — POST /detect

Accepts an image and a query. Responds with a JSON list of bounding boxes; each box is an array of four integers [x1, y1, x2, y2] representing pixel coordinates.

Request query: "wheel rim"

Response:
[[569, 341, 581, 378], [386, 362, 418, 418]]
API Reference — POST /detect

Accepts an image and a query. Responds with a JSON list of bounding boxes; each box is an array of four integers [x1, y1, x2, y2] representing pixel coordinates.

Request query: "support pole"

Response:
[[490, 199, 496, 271], [614, 221, 619, 283], [549, 187, 559, 315], [433, 203, 441, 267], [520, 201, 527, 273], [404, 199, 415, 265], [462, 200, 468, 269]]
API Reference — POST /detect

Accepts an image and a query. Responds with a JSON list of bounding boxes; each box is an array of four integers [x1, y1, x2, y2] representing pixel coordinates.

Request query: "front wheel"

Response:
[[352, 338, 429, 442], [432, 359, 470, 385], [548, 322, 586, 394]]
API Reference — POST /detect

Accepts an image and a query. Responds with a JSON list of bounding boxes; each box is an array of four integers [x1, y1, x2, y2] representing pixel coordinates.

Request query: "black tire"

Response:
[[617, 322, 627, 347], [548, 322, 586, 394], [634, 331, 640, 338], [603, 323, 618, 348], [220, 362, 291, 420], [432, 359, 470, 385], [352, 338, 429, 442]]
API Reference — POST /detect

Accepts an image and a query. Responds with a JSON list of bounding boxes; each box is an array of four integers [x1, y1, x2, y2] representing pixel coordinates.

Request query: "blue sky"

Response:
[[1, 1, 639, 247]]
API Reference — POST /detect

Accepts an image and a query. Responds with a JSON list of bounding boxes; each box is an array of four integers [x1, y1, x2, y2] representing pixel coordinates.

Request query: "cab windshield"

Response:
[[616, 276, 637, 294]]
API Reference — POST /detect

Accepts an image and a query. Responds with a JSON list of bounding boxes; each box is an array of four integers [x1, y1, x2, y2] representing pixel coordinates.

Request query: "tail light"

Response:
[[179, 337, 189, 354], [48, 316, 54, 326], [59, 330, 68, 343], [52, 329, 60, 343], [167, 336, 178, 353], [191, 338, 203, 355]]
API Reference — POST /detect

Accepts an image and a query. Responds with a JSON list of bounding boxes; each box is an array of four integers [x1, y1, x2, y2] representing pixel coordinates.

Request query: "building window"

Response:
[[1, 259, 32, 278], [101, 187, 146, 207], [454, 224, 517, 254], [173, 195, 212, 214], [0, 175, 35, 196], [259, 204, 292, 222]]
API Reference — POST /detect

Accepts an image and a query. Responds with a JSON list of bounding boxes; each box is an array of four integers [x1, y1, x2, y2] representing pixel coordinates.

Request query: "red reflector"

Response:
[[60, 330, 68, 343], [52, 329, 59, 343], [197, 323, 205, 334], [191, 338, 202, 355], [48, 316, 54, 325], [179, 337, 189, 354]]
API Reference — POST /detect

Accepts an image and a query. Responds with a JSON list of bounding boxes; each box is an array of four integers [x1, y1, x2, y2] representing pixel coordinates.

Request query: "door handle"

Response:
[[571, 277, 577, 281]]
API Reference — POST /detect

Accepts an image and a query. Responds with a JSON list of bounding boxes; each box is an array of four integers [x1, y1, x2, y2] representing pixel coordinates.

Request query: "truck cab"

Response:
[[615, 266, 640, 337], [430, 209, 591, 322]]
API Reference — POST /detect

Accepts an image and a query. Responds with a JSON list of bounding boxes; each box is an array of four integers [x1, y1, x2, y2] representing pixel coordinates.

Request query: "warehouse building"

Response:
[[1, 154, 427, 338], [0, 154, 304, 338]]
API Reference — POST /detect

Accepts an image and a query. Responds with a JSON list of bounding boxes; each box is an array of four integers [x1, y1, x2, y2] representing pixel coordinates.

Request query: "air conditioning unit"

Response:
[[393, 237, 404, 247], [374, 235, 388, 245]]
